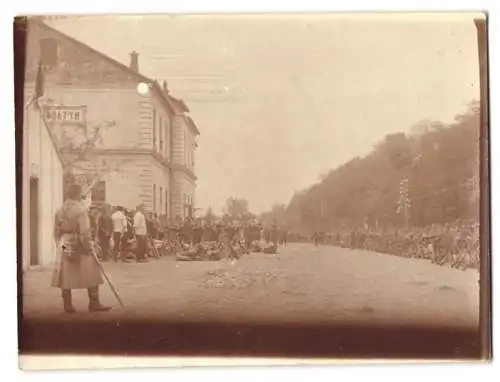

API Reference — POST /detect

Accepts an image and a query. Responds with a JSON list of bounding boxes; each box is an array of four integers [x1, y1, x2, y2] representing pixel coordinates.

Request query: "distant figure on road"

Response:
[[270, 224, 279, 245], [51, 183, 111, 314], [281, 230, 288, 246], [312, 231, 319, 246]]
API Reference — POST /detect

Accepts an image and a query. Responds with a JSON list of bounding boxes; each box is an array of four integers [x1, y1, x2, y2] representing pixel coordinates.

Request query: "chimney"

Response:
[[129, 51, 139, 72], [162, 80, 169, 94]]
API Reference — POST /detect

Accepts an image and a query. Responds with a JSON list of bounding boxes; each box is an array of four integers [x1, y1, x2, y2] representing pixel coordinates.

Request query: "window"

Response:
[[159, 186, 163, 214], [152, 184, 156, 214], [152, 109, 157, 151], [159, 117, 164, 153], [91, 181, 106, 203], [165, 189, 169, 218], [184, 131, 187, 165], [187, 196, 193, 219], [165, 120, 169, 158], [186, 135, 190, 167], [191, 141, 195, 168], [40, 38, 58, 66]]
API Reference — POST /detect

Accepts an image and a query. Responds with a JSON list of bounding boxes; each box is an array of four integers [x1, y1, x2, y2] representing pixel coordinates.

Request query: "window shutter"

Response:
[[152, 109, 157, 150], [152, 184, 156, 213]]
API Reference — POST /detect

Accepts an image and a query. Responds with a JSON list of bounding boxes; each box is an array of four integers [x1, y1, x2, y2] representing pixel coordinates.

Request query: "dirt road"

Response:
[[22, 243, 479, 328]]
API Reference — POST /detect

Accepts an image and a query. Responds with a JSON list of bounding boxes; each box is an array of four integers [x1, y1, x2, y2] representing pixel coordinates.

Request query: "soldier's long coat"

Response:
[[51, 199, 103, 290]]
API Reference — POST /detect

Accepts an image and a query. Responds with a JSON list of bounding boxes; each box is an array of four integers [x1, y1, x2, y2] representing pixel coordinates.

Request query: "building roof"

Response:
[[166, 93, 200, 135], [31, 19, 196, 124], [186, 116, 201, 136], [168, 95, 190, 113]]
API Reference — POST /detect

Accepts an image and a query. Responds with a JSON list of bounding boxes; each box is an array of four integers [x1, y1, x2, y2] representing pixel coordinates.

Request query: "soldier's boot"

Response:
[[62, 289, 76, 314], [87, 286, 112, 312]]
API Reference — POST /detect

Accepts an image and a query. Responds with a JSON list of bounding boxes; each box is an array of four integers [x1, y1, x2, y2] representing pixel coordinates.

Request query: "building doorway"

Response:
[[29, 176, 40, 266]]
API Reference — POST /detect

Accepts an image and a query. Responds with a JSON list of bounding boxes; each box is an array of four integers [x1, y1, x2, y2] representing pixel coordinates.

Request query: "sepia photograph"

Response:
[[14, 12, 490, 367]]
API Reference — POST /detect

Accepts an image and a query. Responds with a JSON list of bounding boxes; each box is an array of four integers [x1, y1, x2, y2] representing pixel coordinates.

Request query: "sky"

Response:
[[47, 13, 481, 215]]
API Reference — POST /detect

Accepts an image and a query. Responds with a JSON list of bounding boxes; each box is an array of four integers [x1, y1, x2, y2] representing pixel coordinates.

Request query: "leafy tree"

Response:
[[226, 197, 250, 218], [205, 206, 217, 224], [41, 100, 135, 200], [275, 101, 479, 232]]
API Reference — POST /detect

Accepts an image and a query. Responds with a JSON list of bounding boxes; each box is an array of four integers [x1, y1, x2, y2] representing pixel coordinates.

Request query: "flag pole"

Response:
[[26, 61, 45, 109], [24, 95, 35, 109]]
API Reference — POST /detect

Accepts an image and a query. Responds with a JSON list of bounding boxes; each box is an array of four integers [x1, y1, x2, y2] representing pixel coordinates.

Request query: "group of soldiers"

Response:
[[51, 182, 477, 316], [85, 202, 290, 263], [51, 183, 290, 314], [286, 221, 480, 270]]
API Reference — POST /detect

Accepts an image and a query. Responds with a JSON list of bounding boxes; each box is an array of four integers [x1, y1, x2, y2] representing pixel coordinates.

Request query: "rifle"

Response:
[[90, 244, 124, 307], [78, 186, 124, 307]]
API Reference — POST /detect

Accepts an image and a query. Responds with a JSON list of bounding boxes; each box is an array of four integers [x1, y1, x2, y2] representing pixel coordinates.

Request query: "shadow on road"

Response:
[[20, 318, 482, 360]]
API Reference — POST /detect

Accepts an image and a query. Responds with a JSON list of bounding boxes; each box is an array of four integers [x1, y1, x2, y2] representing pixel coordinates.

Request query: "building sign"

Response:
[[43, 105, 86, 125]]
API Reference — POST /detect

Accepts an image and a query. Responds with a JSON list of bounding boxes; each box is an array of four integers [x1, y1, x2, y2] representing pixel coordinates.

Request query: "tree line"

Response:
[[269, 101, 480, 234]]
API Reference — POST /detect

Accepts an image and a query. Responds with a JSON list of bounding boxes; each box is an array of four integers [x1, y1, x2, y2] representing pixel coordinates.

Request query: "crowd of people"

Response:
[[87, 203, 286, 263], [52, 183, 480, 315], [87, 202, 479, 270], [288, 220, 480, 270]]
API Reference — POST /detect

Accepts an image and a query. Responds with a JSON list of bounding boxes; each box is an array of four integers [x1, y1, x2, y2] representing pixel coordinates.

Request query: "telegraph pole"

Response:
[[398, 178, 410, 228]]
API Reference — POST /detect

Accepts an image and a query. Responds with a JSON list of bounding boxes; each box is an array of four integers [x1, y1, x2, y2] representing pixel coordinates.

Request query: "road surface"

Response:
[[22, 243, 479, 328]]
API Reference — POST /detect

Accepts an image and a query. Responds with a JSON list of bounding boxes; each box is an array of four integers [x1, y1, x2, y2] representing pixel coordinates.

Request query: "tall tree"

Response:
[[226, 197, 250, 218], [268, 101, 479, 233], [205, 206, 216, 224]]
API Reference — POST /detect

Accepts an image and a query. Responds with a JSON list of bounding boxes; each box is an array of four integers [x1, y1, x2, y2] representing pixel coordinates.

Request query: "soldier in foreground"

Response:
[[51, 183, 112, 314]]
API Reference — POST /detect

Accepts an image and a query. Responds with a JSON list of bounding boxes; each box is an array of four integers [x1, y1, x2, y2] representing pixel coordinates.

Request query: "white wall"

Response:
[[171, 170, 196, 219], [151, 96, 172, 161], [150, 160, 171, 216], [95, 155, 151, 211], [171, 115, 196, 170], [24, 103, 64, 269], [86, 154, 170, 215], [40, 87, 148, 149]]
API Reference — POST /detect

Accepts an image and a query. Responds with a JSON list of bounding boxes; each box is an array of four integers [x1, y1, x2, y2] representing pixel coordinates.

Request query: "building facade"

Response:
[[22, 100, 65, 270], [24, 20, 199, 224]]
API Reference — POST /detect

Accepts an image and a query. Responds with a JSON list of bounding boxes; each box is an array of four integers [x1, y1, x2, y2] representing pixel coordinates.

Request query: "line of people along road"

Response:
[[91, 202, 478, 270], [290, 221, 479, 270], [52, 184, 478, 314]]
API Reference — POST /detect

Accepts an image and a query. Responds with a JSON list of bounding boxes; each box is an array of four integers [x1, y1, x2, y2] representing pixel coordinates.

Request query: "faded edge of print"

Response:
[[15, 12, 490, 368]]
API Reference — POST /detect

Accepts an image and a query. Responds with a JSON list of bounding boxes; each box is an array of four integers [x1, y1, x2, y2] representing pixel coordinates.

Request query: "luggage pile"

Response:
[[176, 242, 223, 262], [249, 240, 263, 252], [248, 240, 278, 254], [175, 239, 253, 262], [262, 242, 278, 254]]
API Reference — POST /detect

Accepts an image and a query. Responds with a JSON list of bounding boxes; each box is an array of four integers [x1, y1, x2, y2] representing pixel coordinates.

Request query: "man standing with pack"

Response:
[[133, 204, 149, 262], [98, 204, 113, 261], [111, 206, 128, 262], [52, 183, 111, 314]]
